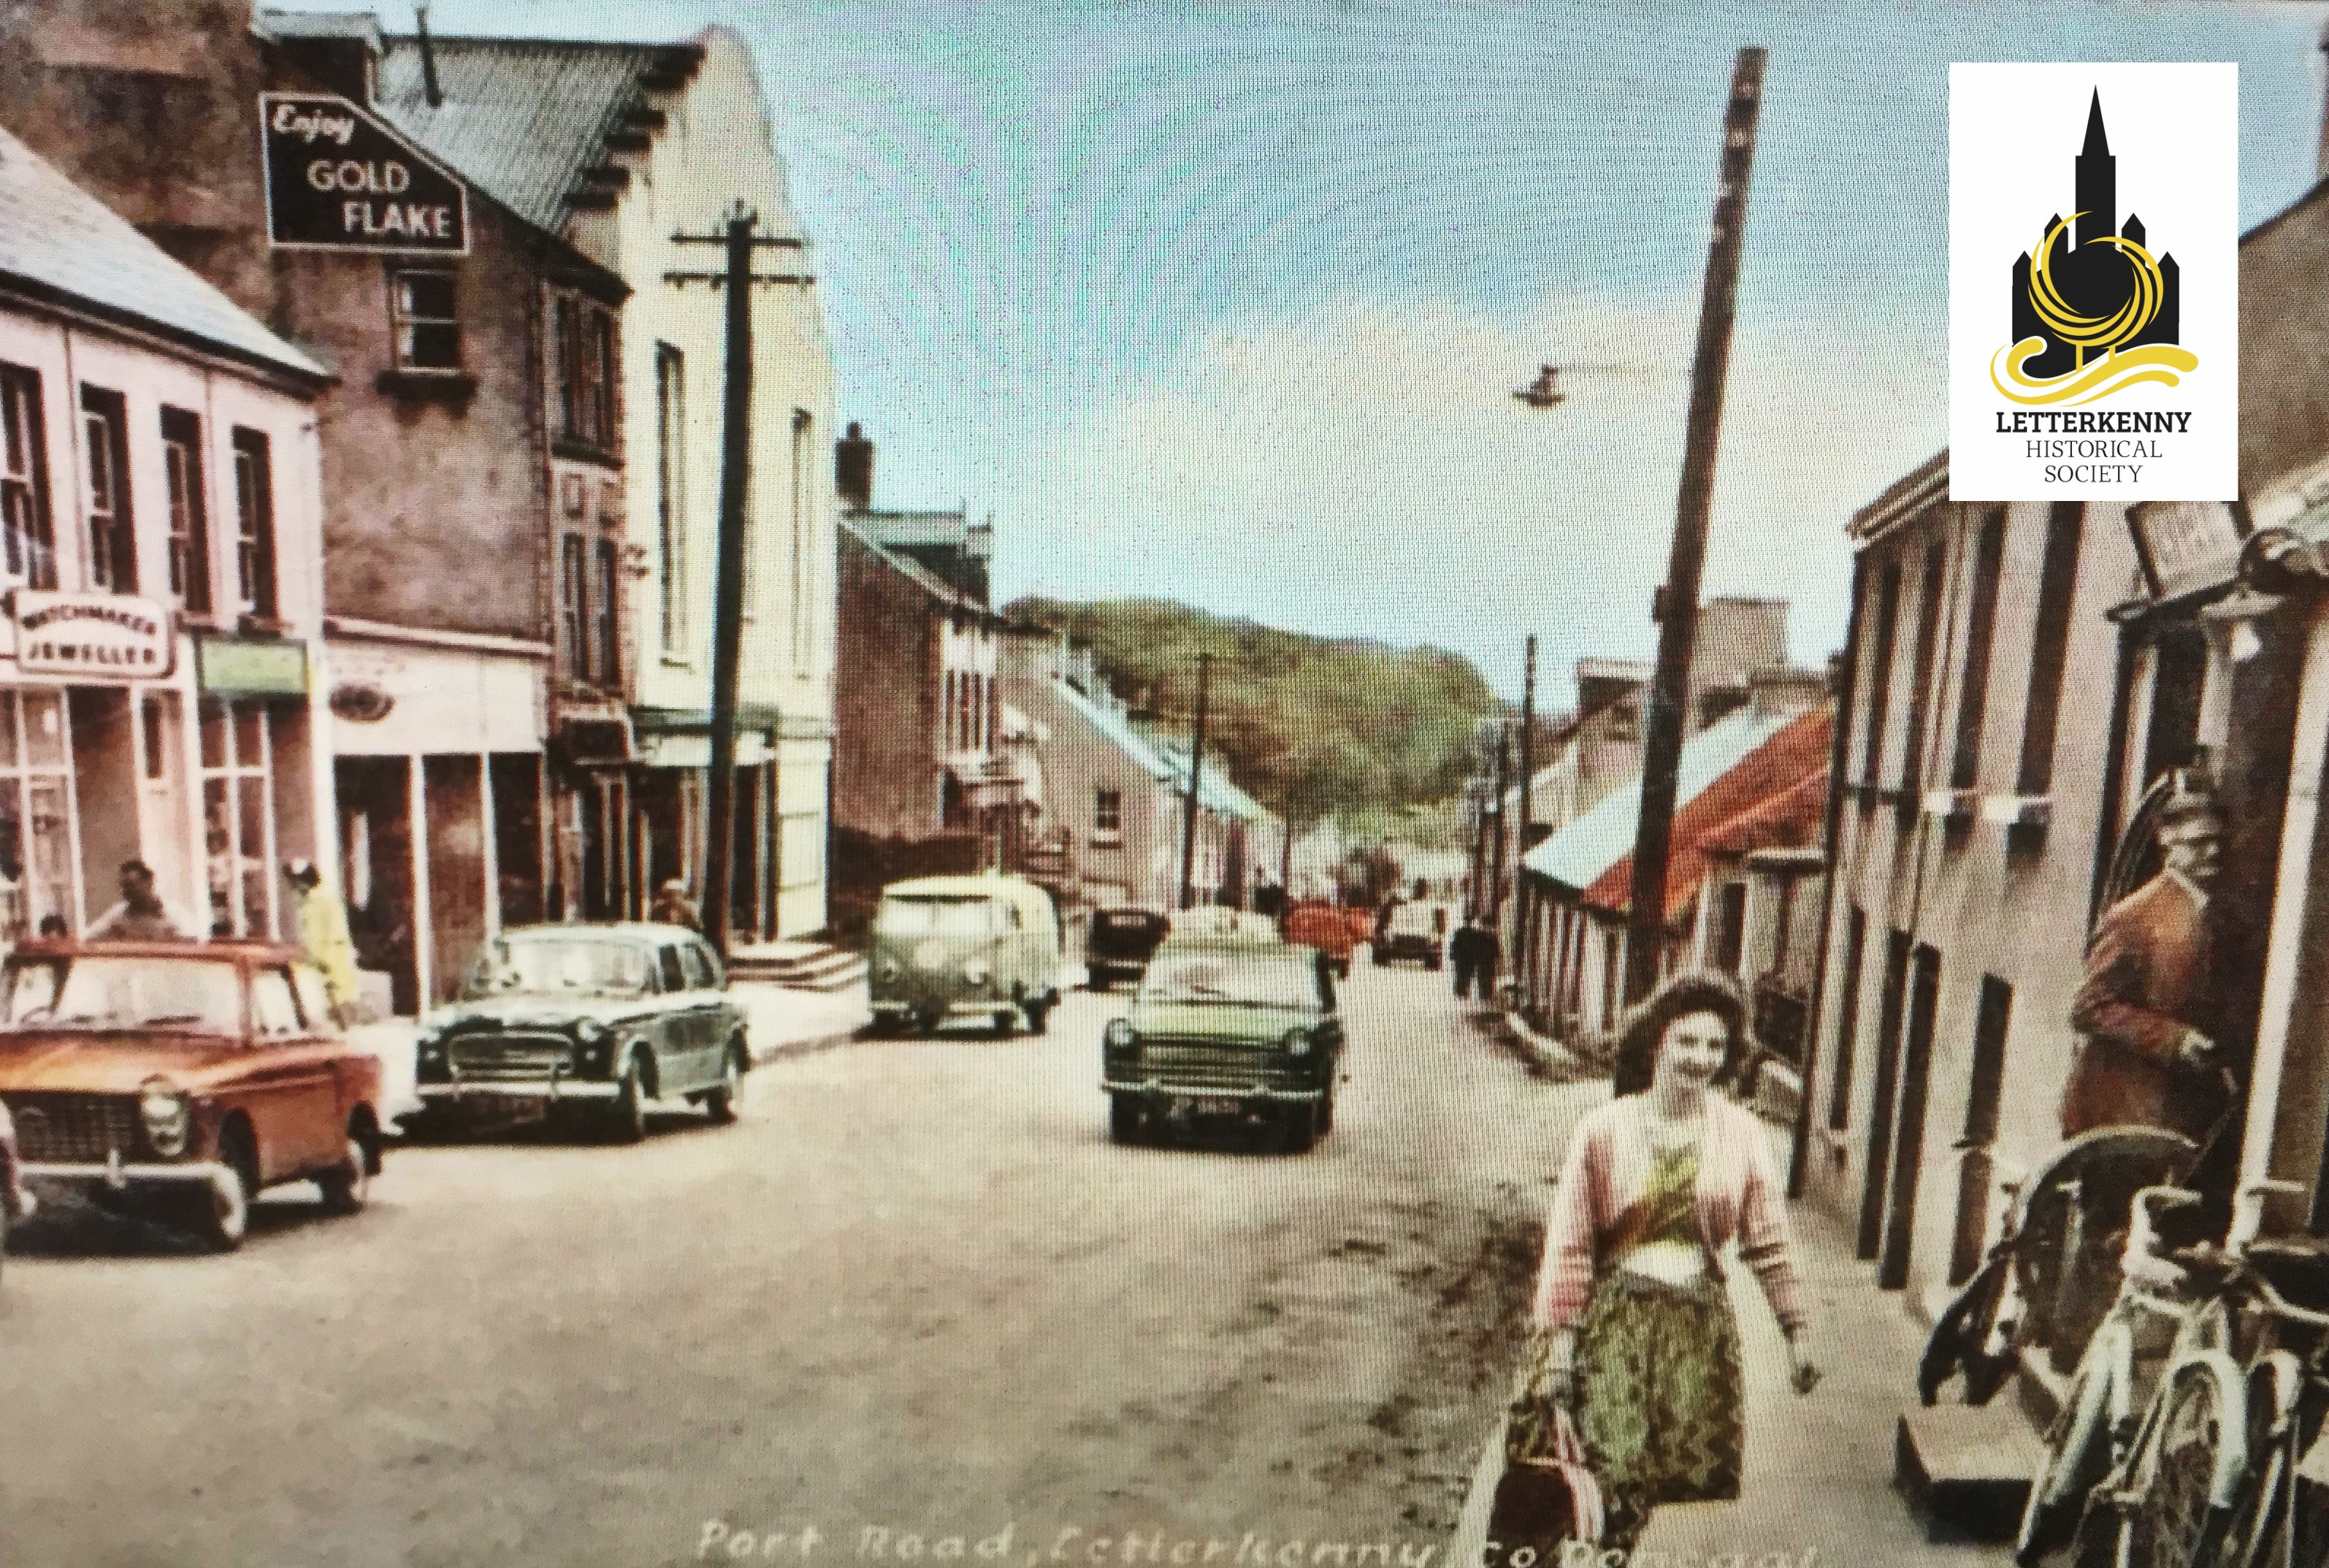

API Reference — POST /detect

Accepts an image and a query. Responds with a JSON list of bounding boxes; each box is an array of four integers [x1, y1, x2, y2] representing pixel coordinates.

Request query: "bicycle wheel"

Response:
[[2130, 1356, 2247, 1568], [2021, 1323, 2131, 1567], [2205, 1356, 2301, 1568]]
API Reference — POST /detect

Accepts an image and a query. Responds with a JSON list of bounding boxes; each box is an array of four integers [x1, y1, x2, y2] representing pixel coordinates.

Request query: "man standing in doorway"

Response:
[[650, 879, 702, 932], [284, 860, 359, 1025], [85, 859, 197, 941], [2063, 774, 2230, 1141]]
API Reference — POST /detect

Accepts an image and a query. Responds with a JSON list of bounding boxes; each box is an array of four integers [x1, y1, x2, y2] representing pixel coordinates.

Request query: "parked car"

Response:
[[869, 873, 1063, 1035], [1085, 906, 1171, 991], [0, 1097, 24, 1279], [1375, 900, 1453, 968], [0, 939, 383, 1251], [1283, 901, 1357, 977], [1101, 931, 1345, 1152], [411, 922, 749, 1143]]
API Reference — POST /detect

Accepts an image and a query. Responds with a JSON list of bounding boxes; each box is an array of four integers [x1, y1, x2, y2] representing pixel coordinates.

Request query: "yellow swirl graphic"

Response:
[[1989, 337, 2199, 405], [2029, 213, 2164, 353]]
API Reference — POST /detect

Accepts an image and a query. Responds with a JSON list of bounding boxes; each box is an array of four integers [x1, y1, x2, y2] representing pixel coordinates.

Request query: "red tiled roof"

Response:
[[1698, 764, 1829, 860], [1580, 706, 1832, 923]]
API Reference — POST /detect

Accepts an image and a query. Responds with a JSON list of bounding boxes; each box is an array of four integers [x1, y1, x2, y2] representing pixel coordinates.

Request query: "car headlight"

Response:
[[963, 960, 990, 987], [1104, 1018, 1136, 1050], [1283, 1028, 1313, 1058], [139, 1076, 191, 1158], [878, 959, 900, 981], [576, 1017, 611, 1044]]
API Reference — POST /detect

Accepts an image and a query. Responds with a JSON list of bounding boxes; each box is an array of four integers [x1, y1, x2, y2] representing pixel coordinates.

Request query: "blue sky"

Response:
[[285, 1, 2329, 703]]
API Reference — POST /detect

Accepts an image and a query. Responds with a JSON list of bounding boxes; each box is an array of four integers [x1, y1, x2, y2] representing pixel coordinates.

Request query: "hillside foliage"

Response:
[[1005, 596, 1501, 829]]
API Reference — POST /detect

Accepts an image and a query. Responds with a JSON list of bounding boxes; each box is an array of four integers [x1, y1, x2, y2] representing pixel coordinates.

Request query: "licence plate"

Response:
[[1191, 1097, 1245, 1116]]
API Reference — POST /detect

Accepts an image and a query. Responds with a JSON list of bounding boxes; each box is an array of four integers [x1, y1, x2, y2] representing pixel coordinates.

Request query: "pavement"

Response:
[[1445, 1015, 2017, 1568]]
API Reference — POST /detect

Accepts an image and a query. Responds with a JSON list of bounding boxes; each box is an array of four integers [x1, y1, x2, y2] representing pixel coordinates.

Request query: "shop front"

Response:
[[326, 618, 548, 1014], [628, 718, 780, 940]]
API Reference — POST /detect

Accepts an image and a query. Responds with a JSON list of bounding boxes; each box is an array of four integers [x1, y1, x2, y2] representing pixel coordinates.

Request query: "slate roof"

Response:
[[1518, 704, 1802, 900], [370, 33, 695, 236], [1150, 738, 1276, 825], [1051, 678, 1177, 784], [839, 519, 995, 622], [0, 123, 329, 384]]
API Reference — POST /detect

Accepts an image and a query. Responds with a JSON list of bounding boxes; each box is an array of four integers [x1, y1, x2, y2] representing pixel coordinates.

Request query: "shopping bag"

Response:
[[1488, 1403, 1605, 1559]]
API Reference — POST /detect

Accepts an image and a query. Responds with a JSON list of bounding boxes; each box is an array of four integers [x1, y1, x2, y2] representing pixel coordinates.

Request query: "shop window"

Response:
[[559, 534, 586, 680], [655, 344, 687, 653], [80, 386, 135, 592], [0, 364, 56, 589], [0, 692, 77, 941], [1859, 559, 1903, 788], [1950, 510, 2006, 790], [160, 407, 213, 614], [390, 269, 461, 370], [594, 538, 620, 687], [230, 429, 278, 619], [1094, 787, 1123, 840], [2018, 502, 2086, 797], [199, 697, 276, 938]]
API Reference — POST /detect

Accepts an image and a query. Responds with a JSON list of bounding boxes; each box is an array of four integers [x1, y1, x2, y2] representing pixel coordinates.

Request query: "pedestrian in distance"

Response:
[[1450, 910, 1483, 998], [651, 879, 702, 932], [284, 860, 361, 1025], [85, 858, 199, 941], [1504, 970, 1820, 1557]]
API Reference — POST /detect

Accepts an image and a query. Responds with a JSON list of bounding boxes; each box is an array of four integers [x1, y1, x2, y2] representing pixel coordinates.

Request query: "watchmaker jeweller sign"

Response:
[[1949, 63, 2238, 501], [12, 592, 176, 679], [259, 91, 470, 253]]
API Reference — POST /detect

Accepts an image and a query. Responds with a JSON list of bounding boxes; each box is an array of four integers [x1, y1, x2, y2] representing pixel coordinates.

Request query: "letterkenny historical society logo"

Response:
[[1950, 64, 2237, 501]]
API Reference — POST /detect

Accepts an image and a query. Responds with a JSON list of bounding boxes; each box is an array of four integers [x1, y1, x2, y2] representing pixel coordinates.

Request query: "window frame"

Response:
[[79, 386, 135, 594], [0, 364, 57, 589], [1093, 786, 1124, 840], [160, 406, 213, 614], [389, 267, 462, 372], [655, 343, 687, 654], [229, 428, 279, 619], [593, 536, 620, 689], [559, 533, 590, 681]]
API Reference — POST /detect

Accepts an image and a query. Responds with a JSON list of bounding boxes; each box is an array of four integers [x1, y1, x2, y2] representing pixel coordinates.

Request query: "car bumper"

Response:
[[416, 1076, 620, 1103], [870, 997, 1007, 1021], [1101, 1079, 1324, 1105], [21, 1154, 233, 1198]]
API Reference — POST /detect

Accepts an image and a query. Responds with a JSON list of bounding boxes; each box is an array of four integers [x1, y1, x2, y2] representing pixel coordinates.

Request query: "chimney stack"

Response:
[[416, 2, 443, 108], [835, 421, 873, 512]]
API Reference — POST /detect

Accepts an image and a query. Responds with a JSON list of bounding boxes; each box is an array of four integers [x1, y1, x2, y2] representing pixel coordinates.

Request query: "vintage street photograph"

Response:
[[7, 2, 2329, 1566]]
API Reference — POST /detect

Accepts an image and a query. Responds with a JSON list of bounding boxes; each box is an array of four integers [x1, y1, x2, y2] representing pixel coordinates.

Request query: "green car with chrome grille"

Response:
[[1100, 932, 1343, 1152]]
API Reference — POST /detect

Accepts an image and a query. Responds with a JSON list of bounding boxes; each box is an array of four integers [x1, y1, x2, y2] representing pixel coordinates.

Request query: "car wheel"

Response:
[[1278, 1104, 1318, 1155], [605, 1055, 649, 1144], [1109, 1094, 1144, 1146], [1318, 1087, 1336, 1136], [1425, 956, 1443, 972], [915, 1009, 943, 1036], [193, 1123, 256, 1251], [315, 1133, 370, 1216], [993, 1008, 1018, 1039], [705, 1043, 746, 1124], [1025, 998, 1052, 1036]]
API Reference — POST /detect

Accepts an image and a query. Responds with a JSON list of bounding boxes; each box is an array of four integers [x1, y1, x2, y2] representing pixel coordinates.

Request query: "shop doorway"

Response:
[[490, 754, 544, 929], [1878, 943, 1944, 1290], [1859, 929, 1913, 1261], [1950, 976, 2015, 1286], [337, 757, 418, 1016]]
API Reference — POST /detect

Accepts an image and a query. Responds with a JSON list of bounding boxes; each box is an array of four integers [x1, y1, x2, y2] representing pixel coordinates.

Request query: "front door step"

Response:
[[1895, 1404, 2042, 1543]]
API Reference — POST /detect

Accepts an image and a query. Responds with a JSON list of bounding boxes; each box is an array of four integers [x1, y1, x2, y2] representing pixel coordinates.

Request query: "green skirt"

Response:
[[1573, 1267, 1744, 1512]]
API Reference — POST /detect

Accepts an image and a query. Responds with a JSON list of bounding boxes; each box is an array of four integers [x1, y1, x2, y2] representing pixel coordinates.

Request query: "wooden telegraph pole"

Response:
[[1177, 653, 1213, 911], [1488, 724, 1512, 919], [1517, 635, 1538, 989], [1621, 46, 1767, 1006]]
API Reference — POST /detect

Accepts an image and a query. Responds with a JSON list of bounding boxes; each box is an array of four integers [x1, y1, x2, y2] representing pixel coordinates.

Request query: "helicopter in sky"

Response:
[[1512, 361, 1655, 408]]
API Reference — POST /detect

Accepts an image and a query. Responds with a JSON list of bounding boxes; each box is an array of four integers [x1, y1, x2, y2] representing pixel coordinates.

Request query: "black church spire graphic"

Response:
[[1993, 90, 2195, 405]]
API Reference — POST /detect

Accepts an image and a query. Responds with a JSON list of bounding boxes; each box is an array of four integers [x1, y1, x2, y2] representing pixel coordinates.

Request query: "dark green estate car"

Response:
[[409, 924, 749, 1142], [1100, 933, 1343, 1152]]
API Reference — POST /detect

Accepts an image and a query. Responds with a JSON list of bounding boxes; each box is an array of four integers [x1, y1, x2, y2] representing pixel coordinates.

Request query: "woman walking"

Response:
[[1507, 971, 1821, 1555]]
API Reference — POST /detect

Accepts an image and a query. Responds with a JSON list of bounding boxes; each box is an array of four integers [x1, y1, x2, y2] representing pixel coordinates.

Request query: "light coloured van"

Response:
[[868, 873, 1063, 1035]]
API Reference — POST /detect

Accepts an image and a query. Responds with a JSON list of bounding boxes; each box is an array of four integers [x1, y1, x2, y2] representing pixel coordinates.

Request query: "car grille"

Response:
[[1129, 1039, 1301, 1092], [4, 1091, 143, 1163], [449, 1031, 578, 1081]]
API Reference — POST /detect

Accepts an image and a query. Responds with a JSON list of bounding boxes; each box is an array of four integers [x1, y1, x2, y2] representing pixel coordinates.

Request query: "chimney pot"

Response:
[[835, 421, 874, 513]]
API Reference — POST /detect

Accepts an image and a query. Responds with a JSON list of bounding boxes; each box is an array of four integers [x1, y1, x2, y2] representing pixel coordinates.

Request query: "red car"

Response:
[[1284, 903, 1357, 977], [0, 939, 384, 1252]]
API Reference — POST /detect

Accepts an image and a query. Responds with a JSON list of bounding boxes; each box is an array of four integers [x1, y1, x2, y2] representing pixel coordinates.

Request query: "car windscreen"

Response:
[[464, 935, 655, 998], [1, 956, 243, 1031], [874, 898, 994, 938], [1140, 952, 1318, 1009]]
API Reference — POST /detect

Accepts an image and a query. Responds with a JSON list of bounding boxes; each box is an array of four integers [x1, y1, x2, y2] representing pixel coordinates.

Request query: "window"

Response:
[[680, 942, 717, 990], [80, 386, 134, 592], [0, 692, 77, 940], [0, 364, 56, 588], [199, 697, 277, 938], [1897, 538, 1949, 796], [1949, 510, 2006, 790], [2017, 502, 2085, 796], [1094, 787, 1123, 838], [390, 269, 461, 370], [943, 670, 957, 749], [986, 675, 998, 750], [657, 944, 687, 994], [253, 968, 302, 1037], [291, 964, 337, 1033], [1713, 881, 1747, 974], [1858, 559, 1903, 788], [230, 429, 278, 617], [656, 344, 687, 652], [161, 408, 212, 611], [559, 535, 589, 681], [554, 295, 617, 450], [791, 408, 812, 670], [594, 538, 620, 687]]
